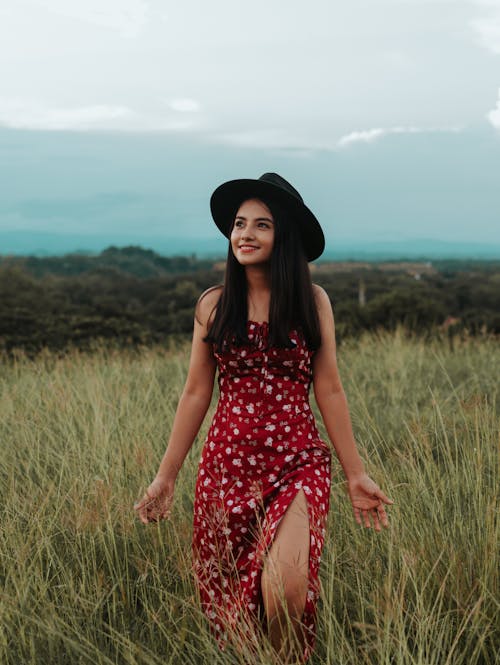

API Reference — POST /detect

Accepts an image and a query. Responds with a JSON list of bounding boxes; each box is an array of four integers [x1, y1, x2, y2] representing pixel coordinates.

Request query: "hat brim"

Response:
[[210, 178, 324, 262]]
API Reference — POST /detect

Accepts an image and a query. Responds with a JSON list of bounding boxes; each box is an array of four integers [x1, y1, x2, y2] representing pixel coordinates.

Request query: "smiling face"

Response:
[[230, 198, 275, 265]]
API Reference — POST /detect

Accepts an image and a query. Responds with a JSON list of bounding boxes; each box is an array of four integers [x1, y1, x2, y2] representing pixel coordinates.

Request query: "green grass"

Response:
[[0, 327, 498, 664]]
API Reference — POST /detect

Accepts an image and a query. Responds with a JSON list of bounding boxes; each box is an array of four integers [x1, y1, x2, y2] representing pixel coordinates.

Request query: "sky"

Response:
[[0, 0, 499, 256]]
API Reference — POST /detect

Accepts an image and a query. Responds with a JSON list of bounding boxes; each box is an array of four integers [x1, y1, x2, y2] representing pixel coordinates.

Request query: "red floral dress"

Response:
[[191, 320, 332, 662]]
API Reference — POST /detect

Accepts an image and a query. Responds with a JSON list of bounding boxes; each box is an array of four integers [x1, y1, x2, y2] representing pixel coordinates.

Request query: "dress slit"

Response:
[[256, 484, 316, 650]]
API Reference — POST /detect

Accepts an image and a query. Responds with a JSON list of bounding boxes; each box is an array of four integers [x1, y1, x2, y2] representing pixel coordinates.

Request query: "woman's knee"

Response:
[[262, 557, 309, 614], [261, 489, 311, 619], [264, 576, 308, 621]]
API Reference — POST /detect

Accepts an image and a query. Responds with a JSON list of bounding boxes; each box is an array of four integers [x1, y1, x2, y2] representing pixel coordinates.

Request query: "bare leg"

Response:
[[261, 488, 310, 664]]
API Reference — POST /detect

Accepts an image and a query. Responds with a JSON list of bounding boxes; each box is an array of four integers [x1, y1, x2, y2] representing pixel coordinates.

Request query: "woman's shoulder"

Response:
[[312, 282, 331, 309], [194, 284, 224, 327]]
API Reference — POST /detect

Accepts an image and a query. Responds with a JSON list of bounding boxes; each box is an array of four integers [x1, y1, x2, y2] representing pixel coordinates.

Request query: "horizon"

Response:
[[1, 231, 500, 261]]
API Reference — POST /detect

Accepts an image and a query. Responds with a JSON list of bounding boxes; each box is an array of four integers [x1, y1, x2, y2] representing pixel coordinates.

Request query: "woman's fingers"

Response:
[[349, 479, 393, 530], [371, 508, 381, 531], [354, 504, 390, 530], [377, 504, 389, 528], [374, 488, 394, 505], [134, 491, 154, 510], [136, 501, 152, 524], [134, 489, 173, 524]]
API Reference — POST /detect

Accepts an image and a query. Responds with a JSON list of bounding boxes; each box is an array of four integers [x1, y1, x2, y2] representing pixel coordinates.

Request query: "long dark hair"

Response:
[[202, 196, 322, 354]]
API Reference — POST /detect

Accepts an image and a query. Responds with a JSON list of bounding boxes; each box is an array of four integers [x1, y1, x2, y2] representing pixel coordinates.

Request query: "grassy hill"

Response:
[[0, 329, 498, 664]]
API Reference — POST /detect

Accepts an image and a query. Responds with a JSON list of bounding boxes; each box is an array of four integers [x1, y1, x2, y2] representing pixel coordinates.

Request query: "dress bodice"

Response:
[[214, 320, 312, 390], [205, 317, 328, 463]]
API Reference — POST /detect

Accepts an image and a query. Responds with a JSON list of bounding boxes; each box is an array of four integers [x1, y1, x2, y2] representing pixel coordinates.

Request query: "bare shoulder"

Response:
[[311, 282, 335, 331], [195, 284, 224, 328], [312, 283, 333, 313]]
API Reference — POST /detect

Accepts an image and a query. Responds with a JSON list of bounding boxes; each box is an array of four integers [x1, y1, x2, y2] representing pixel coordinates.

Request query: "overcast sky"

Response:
[[0, 0, 499, 251]]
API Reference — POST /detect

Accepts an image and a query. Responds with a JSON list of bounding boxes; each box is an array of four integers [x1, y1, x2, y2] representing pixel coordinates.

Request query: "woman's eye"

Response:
[[233, 220, 270, 228]]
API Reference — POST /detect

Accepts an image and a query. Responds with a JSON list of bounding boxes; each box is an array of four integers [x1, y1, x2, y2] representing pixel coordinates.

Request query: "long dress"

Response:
[[191, 320, 333, 662]]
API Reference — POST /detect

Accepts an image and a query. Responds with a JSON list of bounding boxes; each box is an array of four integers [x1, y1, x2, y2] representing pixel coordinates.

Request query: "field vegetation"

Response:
[[0, 328, 498, 663]]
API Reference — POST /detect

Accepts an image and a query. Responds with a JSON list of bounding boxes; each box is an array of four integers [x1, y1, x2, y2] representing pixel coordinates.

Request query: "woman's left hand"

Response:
[[347, 472, 394, 531]]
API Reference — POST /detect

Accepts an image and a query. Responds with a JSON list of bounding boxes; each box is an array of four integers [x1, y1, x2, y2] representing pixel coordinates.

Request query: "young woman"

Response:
[[134, 173, 393, 664]]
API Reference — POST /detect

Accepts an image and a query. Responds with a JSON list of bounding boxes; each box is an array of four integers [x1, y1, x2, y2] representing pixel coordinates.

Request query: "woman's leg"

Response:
[[261, 488, 310, 663]]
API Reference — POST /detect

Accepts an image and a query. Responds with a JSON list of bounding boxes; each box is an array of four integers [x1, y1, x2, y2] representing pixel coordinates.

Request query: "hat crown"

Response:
[[258, 173, 304, 204]]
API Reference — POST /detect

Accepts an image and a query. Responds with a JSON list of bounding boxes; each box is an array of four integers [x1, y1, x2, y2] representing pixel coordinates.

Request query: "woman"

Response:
[[134, 173, 393, 664]]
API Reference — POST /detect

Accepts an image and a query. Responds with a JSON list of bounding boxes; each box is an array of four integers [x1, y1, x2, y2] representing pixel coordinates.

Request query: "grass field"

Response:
[[1, 327, 498, 664]]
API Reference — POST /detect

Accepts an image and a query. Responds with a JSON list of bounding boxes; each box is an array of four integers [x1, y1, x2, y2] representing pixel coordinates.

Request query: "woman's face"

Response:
[[230, 198, 275, 266]]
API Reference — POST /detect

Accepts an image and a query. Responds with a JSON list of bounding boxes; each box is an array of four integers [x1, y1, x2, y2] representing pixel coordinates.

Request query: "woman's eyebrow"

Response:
[[234, 215, 274, 223]]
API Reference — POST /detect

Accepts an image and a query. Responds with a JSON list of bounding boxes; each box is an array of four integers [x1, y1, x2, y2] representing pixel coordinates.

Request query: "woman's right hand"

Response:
[[133, 476, 175, 524]]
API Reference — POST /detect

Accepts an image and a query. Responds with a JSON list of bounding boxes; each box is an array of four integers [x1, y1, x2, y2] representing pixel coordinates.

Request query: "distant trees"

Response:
[[0, 256, 217, 353], [316, 260, 500, 339], [0, 248, 498, 355], [2, 245, 213, 278]]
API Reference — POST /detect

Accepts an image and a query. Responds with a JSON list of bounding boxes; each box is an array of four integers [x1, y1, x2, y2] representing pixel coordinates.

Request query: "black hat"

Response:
[[210, 172, 325, 262]]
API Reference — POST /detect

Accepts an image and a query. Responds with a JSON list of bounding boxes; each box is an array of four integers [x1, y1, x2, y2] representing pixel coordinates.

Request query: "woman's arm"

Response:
[[311, 285, 393, 529], [154, 388, 214, 482], [311, 285, 365, 476], [154, 290, 218, 482], [134, 288, 219, 523]]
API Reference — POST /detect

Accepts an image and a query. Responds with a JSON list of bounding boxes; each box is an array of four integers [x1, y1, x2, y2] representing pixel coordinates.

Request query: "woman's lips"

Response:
[[239, 246, 259, 253]]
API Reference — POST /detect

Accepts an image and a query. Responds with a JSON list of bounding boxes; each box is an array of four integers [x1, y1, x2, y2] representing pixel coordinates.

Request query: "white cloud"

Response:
[[469, 0, 500, 53], [400, 0, 500, 54], [169, 98, 201, 112], [336, 125, 463, 148], [209, 129, 308, 150], [209, 125, 465, 152], [337, 128, 391, 147], [0, 1, 495, 137], [24, 0, 150, 38], [471, 14, 500, 52], [486, 87, 500, 128], [0, 98, 202, 131], [392, 1, 500, 5], [0, 99, 132, 130]]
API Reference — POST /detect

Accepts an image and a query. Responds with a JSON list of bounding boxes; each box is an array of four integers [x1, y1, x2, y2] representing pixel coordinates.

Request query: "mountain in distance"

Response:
[[0, 230, 499, 260], [328, 238, 500, 260], [0, 231, 217, 258]]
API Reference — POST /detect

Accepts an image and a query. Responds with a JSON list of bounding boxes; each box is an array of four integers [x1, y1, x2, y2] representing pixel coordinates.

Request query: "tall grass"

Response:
[[0, 327, 498, 664]]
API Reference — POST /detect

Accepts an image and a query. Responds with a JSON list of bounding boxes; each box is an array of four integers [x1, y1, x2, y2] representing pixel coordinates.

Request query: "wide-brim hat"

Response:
[[210, 172, 325, 262]]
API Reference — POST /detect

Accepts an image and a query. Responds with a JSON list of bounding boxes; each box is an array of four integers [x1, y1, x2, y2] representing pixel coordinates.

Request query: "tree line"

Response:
[[0, 247, 498, 356]]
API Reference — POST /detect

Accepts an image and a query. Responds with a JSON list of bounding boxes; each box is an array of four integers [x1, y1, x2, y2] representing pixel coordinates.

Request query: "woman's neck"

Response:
[[244, 264, 271, 293], [245, 265, 271, 320]]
